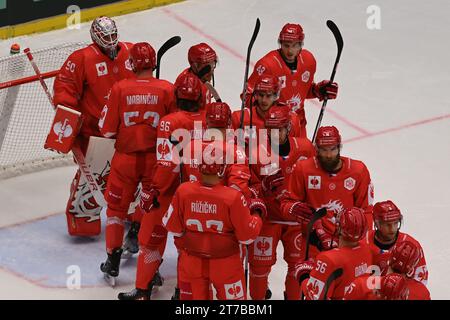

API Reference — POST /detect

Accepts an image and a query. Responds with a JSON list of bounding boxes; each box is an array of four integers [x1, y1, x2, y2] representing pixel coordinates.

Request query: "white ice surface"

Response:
[[0, 0, 449, 299]]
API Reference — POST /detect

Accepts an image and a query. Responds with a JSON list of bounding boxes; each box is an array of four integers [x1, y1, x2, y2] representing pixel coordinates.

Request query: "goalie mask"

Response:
[[91, 16, 119, 60]]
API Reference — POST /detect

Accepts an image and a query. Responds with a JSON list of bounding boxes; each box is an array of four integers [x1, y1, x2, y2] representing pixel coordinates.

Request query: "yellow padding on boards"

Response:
[[0, 0, 184, 39]]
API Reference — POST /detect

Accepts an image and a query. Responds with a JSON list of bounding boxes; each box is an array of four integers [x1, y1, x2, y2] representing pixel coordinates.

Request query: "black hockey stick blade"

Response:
[[322, 268, 343, 300], [326, 20, 343, 83], [303, 207, 327, 261], [239, 18, 261, 129], [156, 36, 181, 79], [312, 21, 344, 142]]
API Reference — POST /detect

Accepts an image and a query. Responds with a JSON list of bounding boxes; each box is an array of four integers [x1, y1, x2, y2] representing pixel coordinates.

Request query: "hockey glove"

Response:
[[261, 170, 285, 196], [140, 188, 160, 212], [289, 202, 314, 224], [248, 198, 267, 220], [294, 260, 315, 283], [313, 219, 338, 251], [313, 80, 338, 101]]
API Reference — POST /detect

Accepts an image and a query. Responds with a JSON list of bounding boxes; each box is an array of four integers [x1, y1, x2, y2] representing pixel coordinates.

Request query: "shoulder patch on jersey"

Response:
[[256, 64, 266, 76], [156, 138, 173, 161], [278, 75, 287, 89], [301, 70, 310, 82], [308, 175, 321, 190], [344, 177, 356, 191]]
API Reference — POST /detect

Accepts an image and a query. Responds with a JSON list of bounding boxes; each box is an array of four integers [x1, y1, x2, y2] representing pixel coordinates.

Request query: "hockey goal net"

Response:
[[0, 42, 88, 180]]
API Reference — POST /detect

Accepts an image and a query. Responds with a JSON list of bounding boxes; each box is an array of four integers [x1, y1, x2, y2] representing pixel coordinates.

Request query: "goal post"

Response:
[[0, 42, 88, 180]]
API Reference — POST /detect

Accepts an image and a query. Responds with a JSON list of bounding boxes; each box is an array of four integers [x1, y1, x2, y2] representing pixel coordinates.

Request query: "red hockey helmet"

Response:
[[279, 23, 304, 43], [90, 16, 118, 51], [373, 200, 403, 223], [129, 42, 156, 72], [337, 207, 368, 242], [315, 126, 341, 147], [174, 73, 203, 102], [254, 74, 281, 98], [199, 142, 226, 176], [380, 273, 409, 300], [206, 102, 232, 128], [389, 240, 421, 276], [188, 43, 217, 65], [264, 106, 291, 128]]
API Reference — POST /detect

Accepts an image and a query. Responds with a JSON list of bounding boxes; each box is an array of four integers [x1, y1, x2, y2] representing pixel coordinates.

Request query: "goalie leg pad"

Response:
[[65, 135, 113, 237], [66, 169, 101, 236]]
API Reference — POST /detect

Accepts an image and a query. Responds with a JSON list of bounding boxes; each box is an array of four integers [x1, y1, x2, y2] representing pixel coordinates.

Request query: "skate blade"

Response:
[[103, 273, 116, 287]]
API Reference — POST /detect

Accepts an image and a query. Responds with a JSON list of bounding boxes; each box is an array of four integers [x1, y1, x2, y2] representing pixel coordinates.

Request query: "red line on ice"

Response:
[[344, 113, 450, 143]]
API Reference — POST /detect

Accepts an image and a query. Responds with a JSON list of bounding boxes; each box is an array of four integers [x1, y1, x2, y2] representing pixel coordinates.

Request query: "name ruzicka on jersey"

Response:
[[191, 201, 217, 214], [126, 94, 159, 105]]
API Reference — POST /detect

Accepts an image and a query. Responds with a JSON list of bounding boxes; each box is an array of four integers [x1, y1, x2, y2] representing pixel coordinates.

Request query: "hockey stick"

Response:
[[311, 20, 344, 143], [322, 268, 343, 300], [24, 48, 106, 207], [197, 64, 222, 102], [239, 18, 261, 129], [299, 207, 327, 299], [304, 207, 328, 261], [156, 36, 181, 79]]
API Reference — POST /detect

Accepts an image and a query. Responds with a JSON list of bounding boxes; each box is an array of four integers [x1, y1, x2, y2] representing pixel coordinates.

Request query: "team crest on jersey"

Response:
[[225, 280, 244, 300], [414, 265, 428, 285], [95, 62, 108, 76], [156, 138, 173, 161], [344, 177, 356, 191], [278, 75, 287, 89], [287, 94, 302, 112], [302, 71, 310, 82], [256, 64, 266, 76], [254, 236, 272, 256], [306, 276, 325, 300], [308, 176, 321, 189]]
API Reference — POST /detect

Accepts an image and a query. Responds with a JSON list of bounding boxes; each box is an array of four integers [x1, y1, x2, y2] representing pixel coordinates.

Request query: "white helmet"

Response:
[[90, 16, 119, 59]]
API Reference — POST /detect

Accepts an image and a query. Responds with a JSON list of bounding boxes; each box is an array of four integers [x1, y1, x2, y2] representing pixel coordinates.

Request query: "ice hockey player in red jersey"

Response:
[[247, 106, 315, 300], [342, 272, 409, 300], [231, 74, 304, 138], [301, 207, 372, 300], [281, 126, 374, 260], [175, 43, 219, 108], [182, 102, 252, 199], [97, 42, 176, 281], [53, 16, 134, 237], [245, 23, 338, 137], [387, 240, 431, 299], [362, 200, 428, 285], [162, 149, 264, 300], [117, 72, 207, 300]]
